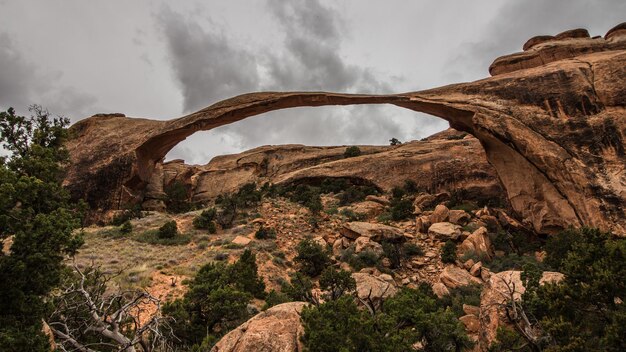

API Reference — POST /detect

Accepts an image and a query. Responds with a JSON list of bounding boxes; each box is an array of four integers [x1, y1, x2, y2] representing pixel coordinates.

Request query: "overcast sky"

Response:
[[0, 0, 623, 164]]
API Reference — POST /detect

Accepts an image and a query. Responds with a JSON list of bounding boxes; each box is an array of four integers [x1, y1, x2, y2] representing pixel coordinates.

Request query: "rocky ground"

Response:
[[75, 182, 548, 350]]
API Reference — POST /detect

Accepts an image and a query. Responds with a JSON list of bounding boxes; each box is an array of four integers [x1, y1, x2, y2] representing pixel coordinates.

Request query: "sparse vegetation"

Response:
[[294, 238, 331, 276], [165, 180, 193, 213], [158, 220, 178, 239], [389, 137, 402, 146], [343, 146, 361, 158], [254, 225, 277, 239], [441, 240, 457, 264], [119, 220, 133, 234]]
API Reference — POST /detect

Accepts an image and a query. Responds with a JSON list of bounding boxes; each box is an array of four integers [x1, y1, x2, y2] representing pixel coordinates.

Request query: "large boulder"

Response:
[[428, 222, 462, 241], [458, 227, 493, 260], [212, 302, 307, 352], [340, 222, 404, 242], [430, 204, 450, 224], [352, 273, 397, 303], [439, 265, 482, 289], [478, 271, 564, 349], [354, 236, 384, 256]]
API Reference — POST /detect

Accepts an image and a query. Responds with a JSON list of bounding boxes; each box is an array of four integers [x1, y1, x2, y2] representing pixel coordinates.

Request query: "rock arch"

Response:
[[65, 24, 626, 235]]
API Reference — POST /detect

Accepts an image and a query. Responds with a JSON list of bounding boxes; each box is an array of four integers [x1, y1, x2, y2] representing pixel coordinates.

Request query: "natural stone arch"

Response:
[[65, 26, 626, 235]]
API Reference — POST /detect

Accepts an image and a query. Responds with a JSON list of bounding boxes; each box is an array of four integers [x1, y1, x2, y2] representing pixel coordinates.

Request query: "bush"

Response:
[[355, 250, 380, 269], [254, 226, 276, 240], [135, 230, 191, 246], [338, 208, 365, 221], [343, 146, 362, 158], [163, 250, 267, 349], [403, 179, 419, 194], [119, 220, 133, 234], [294, 239, 331, 277], [281, 272, 315, 303], [164, 180, 193, 213], [403, 243, 423, 257], [390, 198, 413, 221], [110, 205, 143, 226], [193, 208, 217, 229], [441, 240, 457, 264], [300, 285, 472, 352], [262, 289, 291, 310], [382, 241, 423, 269], [439, 284, 482, 318], [158, 220, 178, 239], [389, 137, 402, 146], [319, 267, 356, 301], [518, 228, 626, 351]]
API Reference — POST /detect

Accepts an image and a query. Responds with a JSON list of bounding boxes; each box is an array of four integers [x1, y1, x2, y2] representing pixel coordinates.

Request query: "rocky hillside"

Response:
[[56, 23, 626, 352]]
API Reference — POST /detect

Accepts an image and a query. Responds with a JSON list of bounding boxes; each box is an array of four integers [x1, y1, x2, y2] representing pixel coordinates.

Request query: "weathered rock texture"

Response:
[[153, 128, 503, 205], [65, 24, 626, 235], [211, 302, 307, 352]]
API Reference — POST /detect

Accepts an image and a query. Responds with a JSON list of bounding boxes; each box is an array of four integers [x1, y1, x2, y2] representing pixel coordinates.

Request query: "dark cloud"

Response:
[[157, 7, 261, 112], [0, 33, 97, 119], [263, 0, 388, 93], [161, 0, 425, 164], [447, 0, 626, 80]]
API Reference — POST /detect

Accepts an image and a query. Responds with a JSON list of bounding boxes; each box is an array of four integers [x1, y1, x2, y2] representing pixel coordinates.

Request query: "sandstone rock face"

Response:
[[479, 271, 564, 349], [428, 222, 462, 241], [212, 302, 307, 352], [439, 265, 482, 289], [65, 24, 626, 236], [458, 227, 493, 260], [340, 222, 404, 242], [352, 273, 397, 303]]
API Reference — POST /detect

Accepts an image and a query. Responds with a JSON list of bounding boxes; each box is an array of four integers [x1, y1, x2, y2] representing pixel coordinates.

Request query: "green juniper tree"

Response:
[[0, 106, 83, 351]]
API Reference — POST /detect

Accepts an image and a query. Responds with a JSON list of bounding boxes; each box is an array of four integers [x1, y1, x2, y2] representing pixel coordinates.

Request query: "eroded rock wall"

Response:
[[65, 23, 626, 235]]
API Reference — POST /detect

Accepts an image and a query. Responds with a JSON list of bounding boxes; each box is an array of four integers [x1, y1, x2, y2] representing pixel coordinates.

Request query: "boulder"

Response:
[[231, 236, 252, 246], [428, 222, 462, 241], [463, 304, 480, 316], [352, 273, 397, 303], [430, 204, 450, 224], [354, 236, 384, 256], [439, 265, 482, 289], [415, 216, 431, 234], [432, 282, 450, 298], [365, 195, 390, 206], [332, 238, 349, 257], [458, 227, 493, 260], [345, 201, 384, 217], [340, 222, 404, 242], [469, 261, 482, 277], [448, 209, 471, 225], [212, 302, 307, 352]]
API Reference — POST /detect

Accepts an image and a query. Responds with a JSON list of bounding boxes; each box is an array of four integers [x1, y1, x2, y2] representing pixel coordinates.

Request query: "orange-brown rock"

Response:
[[65, 24, 626, 236], [212, 302, 307, 352]]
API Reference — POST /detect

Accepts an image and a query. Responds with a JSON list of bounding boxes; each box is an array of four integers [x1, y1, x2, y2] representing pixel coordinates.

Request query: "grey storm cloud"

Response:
[[0, 33, 97, 119], [160, 0, 427, 164], [158, 7, 261, 113], [446, 0, 626, 80]]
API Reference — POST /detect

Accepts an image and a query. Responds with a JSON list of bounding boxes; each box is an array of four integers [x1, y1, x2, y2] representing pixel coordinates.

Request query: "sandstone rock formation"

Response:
[[212, 302, 307, 352], [65, 23, 626, 235]]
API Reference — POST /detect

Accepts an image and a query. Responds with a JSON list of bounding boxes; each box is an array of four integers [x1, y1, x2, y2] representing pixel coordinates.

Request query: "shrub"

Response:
[[262, 290, 291, 310], [441, 240, 457, 264], [355, 250, 380, 268], [158, 220, 178, 239], [343, 146, 361, 158], [403, 243, 423, 257], [338, 208, 365, 221], [164, 180, 192, 213], [254, 226, 277, 240], [135, 230, 191, 246], [403, 179, 419, 194], [439, 284, 482, 318], [110, 204, 143, 226], [163, 250, 267, 349], [514, 228, 626, 351], [294, 238, 331, 277], [193, 208, 217, 229], [281, 272, 315, 303], [119, 220, 132, 234], [389, 137, 402, 146], [319, 267, 356, 301], [390, 198, 413, 221], [300, 285, 472, 352]]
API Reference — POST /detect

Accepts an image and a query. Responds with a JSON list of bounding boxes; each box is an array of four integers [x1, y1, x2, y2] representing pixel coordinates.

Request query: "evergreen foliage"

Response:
[[0, 106, 83, 351], [294, 238, 332, 276]]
